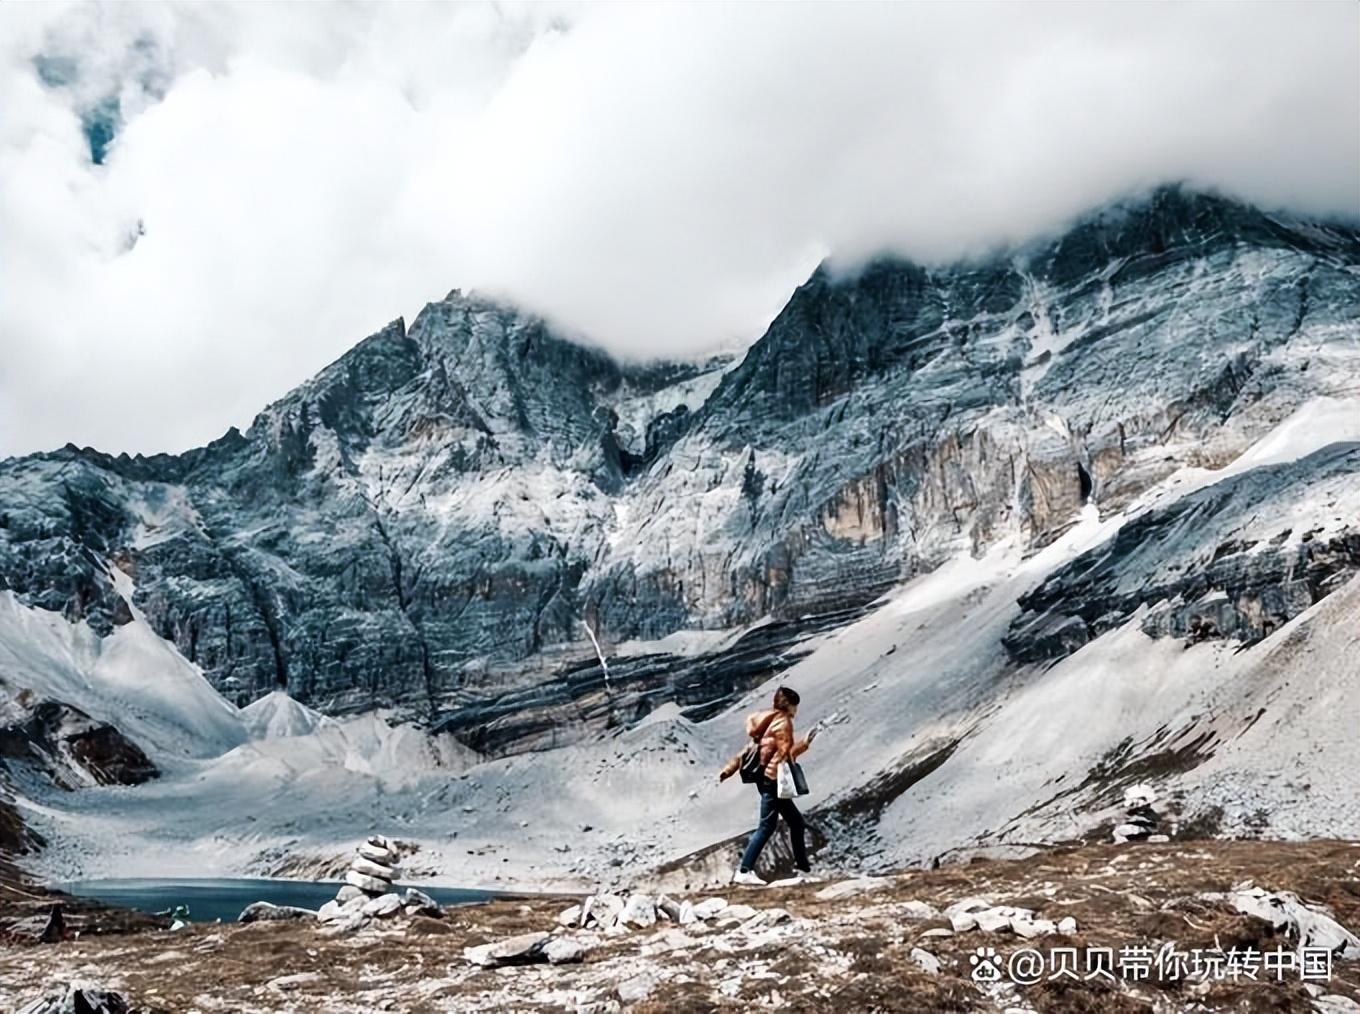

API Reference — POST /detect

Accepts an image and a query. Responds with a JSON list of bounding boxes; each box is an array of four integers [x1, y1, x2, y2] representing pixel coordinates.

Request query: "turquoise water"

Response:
[[59, 877, 499, 923]]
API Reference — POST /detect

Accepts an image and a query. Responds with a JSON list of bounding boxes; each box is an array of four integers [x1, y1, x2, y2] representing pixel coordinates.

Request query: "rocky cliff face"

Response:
[[1, 187, 1357, 744]]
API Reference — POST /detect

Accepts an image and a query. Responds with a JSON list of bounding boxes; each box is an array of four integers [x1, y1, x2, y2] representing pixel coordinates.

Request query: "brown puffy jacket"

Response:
[[720, 707, 810, 781]]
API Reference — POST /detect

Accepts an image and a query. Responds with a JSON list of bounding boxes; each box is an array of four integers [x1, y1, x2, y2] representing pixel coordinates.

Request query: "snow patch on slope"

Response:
[[0, 592, 245, 764], [241, 691, 331, 740]]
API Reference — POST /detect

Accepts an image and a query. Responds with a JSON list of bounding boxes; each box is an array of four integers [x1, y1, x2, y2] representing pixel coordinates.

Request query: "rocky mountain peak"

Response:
[[0, 187, 1356, 728]]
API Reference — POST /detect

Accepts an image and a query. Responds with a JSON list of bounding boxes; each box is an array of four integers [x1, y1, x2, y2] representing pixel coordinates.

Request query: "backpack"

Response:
[[738, 712, 779, 783]]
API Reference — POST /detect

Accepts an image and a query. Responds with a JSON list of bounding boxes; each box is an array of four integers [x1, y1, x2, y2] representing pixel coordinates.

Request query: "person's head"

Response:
[[773, 685, 801, 715]]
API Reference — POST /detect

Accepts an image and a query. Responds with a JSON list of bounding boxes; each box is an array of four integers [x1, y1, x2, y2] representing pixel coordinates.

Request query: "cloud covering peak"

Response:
[[2, 1, 1356, 456]]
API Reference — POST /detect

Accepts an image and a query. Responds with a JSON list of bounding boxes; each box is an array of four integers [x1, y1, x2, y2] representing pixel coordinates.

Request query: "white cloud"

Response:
[[2, 1, 1356, 457]]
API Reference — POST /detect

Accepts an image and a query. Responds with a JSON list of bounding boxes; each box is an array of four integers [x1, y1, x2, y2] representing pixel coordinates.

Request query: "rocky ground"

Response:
[[3, 839, 1358, 1013]]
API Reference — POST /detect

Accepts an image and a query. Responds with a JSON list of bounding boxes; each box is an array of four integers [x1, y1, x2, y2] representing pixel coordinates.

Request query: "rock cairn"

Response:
[[1112, 784, 1169, 843], [343, 834, 402, 899], [315, 835, 443, 932]]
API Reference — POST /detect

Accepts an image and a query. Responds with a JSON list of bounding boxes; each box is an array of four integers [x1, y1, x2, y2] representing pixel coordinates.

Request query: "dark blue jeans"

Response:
[[738, 776, 809, 873]]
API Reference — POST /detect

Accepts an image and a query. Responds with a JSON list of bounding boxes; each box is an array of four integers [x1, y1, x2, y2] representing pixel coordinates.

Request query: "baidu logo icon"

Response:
[[969, 946, 1004, 982]]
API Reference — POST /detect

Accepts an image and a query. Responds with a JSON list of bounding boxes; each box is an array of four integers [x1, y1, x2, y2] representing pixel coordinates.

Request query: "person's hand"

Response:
[[806, 725, 820, 744], [718, 769, 732, 782]]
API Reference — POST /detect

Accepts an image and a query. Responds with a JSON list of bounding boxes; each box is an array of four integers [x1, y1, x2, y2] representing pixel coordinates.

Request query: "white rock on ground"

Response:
[[557, 904, 582, 928], [619, 894, 656, 929], [238, 902, 317, 924], [464, 932, 550, 968], [1314, 995, 1360, 1014], [1058, 916, 1078, 935], [691, 897, 728, 920], [401, 888, 440, 916], [583, 893, 625, 929], [911, 948, 942, 974], [360, 894, 403, 919], [1010, 917, 1058, 938], [542, 936, 587, 965], [949, 911, 979, 932], [1209, 888, 1360, 958], [943, 897, 993, 919]]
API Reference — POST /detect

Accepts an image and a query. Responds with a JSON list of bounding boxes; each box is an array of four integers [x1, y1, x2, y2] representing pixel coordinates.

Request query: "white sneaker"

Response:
[[732, 869, 765, 887], [767, 872, 823, 887]]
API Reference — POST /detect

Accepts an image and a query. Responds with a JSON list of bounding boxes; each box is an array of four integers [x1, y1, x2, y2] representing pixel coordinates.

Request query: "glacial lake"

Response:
[[59, 877, 502, 923]]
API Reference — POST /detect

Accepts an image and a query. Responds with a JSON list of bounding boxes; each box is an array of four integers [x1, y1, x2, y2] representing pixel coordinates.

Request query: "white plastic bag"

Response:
[[776, 761, 797, 799]]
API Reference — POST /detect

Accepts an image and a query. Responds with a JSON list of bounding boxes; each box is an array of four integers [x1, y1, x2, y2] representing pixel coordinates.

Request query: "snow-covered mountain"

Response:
[[1, 185, 1357, 884]]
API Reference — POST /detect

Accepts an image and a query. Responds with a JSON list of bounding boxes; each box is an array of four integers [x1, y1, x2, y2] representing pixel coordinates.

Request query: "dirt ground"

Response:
[[2, 839, 1358, 1013]]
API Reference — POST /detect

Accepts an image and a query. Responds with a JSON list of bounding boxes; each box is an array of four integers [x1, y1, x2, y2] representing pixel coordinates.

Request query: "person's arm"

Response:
[[791, 723, 818, 758], [718, 751, 743, 781]]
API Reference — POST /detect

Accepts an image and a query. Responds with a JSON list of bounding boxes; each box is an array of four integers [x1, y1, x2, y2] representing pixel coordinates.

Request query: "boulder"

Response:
[[656, 895, 682, 922], [943, 897, 993, 919], [619, 894, 656, 929], [345, 870, 391, 894], [18, 984, 130, 1014], [402, 888, 440, 917], [1057, 916, 1078, 935], [974, 908, 1018, 934], [948, 911, 979, 933], [543, 936, 587, 965], [464, 931, 550, 968], [743, 907, 792, 930], [583, 893, 625, 929], [319, 896, 370, 923], [1010, 917, 1057, 939], [691, 897, 729, 921], [557, 903, 582, 928], [323, 910, 370, 935], [677, 901, 696, 925], [910, 948, 941, 974], [335, 885, 365, 904], [361, 893, 404, 919], [238, 902, 317, 924], [1214, 888, 1360, 958]]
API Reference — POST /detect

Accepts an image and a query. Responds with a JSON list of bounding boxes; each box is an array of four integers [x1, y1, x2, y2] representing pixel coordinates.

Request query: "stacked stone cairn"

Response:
[[345, 834, 402, 898], [1112, 784, 1170, 843], [316, 835, 442, 930]]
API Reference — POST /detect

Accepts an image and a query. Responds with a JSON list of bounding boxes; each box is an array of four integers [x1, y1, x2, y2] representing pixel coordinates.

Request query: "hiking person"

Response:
[[719, 685, 818, 885]]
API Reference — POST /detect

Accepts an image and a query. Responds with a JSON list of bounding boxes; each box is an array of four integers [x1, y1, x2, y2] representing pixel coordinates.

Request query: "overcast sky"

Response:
[[2, 2, 1357, 457]]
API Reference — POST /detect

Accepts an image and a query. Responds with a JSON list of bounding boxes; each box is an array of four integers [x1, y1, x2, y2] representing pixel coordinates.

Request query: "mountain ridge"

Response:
[[1, 184, 1357, 743]]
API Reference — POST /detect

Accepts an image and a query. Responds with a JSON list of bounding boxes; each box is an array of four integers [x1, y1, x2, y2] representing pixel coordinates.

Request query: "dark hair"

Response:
[[773, 686, 800, 710]]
